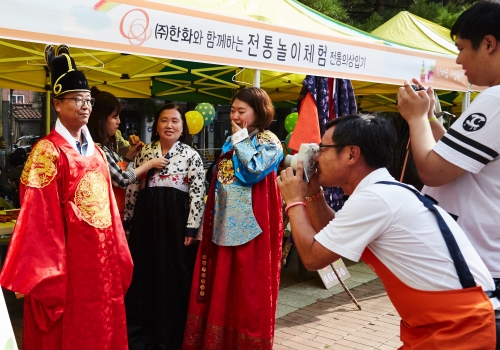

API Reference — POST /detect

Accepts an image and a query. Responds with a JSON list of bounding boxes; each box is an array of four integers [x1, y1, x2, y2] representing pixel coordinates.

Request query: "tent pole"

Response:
[[46, 90, 51, 135], [253, 69, 260, 88], [9, 89, 13, 149], [400, 138, 411, 182], [462, 91, 470, 114]]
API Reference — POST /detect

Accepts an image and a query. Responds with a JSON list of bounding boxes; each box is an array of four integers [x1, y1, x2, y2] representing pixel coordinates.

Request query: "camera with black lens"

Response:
[[411, 84, 426, 91], [283, 143, 320, 182]]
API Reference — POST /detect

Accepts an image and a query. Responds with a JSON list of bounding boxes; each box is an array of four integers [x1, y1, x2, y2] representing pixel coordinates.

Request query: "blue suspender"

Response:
[[376, 181, 476, 289]]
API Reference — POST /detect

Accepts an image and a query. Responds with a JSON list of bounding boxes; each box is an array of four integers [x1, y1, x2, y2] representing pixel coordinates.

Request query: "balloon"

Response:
[[285, 132, 293, 153], [185, 110, 204, 135], [284, 112, 298, 133], [195, 102, 216, 127]]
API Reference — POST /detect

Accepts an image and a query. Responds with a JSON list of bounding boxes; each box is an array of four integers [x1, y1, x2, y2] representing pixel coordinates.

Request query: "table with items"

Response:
[[0, 210, 19, 266]]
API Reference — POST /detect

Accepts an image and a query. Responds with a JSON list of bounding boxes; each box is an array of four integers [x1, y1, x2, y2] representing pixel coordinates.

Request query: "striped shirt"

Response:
[[423, 85, 500, 278]]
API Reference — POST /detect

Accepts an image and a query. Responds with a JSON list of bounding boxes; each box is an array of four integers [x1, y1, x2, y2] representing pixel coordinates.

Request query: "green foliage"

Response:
[[298, 0, 477, 32], [297, 0, 349, 21], [409, 0, 475, 29], [408, 0, 442, 21], [348, 12, 385, 32]]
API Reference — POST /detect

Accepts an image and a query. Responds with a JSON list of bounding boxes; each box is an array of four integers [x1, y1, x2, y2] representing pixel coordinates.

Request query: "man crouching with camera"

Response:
[[278, 114, 499, 349]]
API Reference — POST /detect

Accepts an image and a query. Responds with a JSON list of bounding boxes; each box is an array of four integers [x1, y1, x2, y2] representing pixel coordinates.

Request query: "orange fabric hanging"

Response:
[[288, 92, 321, 152]]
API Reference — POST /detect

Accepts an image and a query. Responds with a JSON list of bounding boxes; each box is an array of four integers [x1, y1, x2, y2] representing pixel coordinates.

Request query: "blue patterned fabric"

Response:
[[233, 131, 283, 185], [211, 130, 283, 246], [300, 76, 357, 211], [303, 75, 330, 136], [330, 78, 357, 210], [335, 79, 357, 117], [213, 183, 261, 246]]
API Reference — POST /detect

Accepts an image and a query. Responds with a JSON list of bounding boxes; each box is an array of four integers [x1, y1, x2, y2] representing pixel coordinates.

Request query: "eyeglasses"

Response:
[[56, 97, 95, 108], [318, 143, 347, 151]]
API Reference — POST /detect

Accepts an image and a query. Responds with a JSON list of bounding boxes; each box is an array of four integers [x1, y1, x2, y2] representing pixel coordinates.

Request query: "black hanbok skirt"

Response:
[[125, 187, 198, 350]]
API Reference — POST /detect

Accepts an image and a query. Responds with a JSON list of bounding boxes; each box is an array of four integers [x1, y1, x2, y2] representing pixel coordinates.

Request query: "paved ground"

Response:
[[3, 251, 402, 350], [274, 252, 402, 350]]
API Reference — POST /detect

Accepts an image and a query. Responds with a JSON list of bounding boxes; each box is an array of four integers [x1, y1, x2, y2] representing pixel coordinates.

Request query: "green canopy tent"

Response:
[[369, 11, 480, 116]]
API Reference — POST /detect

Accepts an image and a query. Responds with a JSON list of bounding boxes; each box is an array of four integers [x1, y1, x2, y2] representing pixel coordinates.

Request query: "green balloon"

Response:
[[284, 112, 298, 133], [195, 103, 216, 127], [285, 132, 293, 153]]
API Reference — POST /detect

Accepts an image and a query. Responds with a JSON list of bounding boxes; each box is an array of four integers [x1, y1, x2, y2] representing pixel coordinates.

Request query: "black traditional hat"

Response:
[[44, 44, 89, 96]]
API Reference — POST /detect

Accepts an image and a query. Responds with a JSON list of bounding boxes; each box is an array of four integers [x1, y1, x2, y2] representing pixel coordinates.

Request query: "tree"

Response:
[[344, 0, 413, 31], [297, 0, 349, 21], [298, 0, 477, 32], [408, 0, 472, 29]]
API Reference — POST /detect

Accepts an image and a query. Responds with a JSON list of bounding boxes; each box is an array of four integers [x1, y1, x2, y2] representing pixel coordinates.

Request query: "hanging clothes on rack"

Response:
[[295, 75, 357, 211], [334, 79, 357, 118]]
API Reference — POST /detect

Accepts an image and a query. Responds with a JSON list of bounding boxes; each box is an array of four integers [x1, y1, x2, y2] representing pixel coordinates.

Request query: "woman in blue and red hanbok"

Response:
[[183, 87, 284, 350]]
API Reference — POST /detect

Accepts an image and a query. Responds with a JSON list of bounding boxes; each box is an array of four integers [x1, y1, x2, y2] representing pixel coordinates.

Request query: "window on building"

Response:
[[11, 95, 24, 104]]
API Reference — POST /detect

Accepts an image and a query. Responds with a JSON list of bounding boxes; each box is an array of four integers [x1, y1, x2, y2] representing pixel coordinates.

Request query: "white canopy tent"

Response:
[[0, 0, 471, 133]]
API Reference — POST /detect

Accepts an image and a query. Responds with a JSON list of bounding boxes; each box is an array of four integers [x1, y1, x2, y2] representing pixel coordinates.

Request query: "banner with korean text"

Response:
[[0, 0, 468, 91]]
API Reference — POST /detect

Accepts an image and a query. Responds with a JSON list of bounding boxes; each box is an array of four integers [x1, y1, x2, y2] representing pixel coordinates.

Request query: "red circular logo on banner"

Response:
[[120, 9, 152, 46]]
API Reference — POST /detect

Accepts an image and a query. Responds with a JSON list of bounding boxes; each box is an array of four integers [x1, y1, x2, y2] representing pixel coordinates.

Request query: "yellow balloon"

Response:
[[185, 110, 204, 135]]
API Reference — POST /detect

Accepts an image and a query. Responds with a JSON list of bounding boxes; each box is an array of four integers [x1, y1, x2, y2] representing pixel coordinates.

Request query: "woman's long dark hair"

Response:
[[88, 87, 122, 150], [151, 104, 191, 144]]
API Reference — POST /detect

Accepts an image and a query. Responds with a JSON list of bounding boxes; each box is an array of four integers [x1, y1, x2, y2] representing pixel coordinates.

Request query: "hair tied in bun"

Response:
[[90, 86, 101, 98]]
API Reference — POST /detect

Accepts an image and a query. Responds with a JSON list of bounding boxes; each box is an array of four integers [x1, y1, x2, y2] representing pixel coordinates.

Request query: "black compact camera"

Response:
[[411, 84, 426, 91]]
